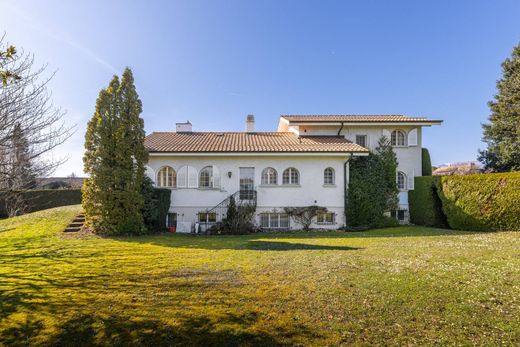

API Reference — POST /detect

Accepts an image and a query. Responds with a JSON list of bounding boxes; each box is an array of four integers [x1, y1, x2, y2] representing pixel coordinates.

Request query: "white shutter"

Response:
[[408, 169, 415, 190], [145, 166, 155, 184], [188, 166, 198, 188], [212, 165, 221, 189], [382, 129, 391, 140], [408, 128, 418, 146], [177, 166, 187, 188]]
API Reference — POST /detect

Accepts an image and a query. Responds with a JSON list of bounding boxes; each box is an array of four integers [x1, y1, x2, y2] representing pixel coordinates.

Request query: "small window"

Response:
[[198, 212, 216, 223], [397, 171, 407, 190], [157, 166, 176, 188], [391, 130, 406, 146], [317, 211, 335, 224], [199, 166, 213, 188], [282, 167, 299, 185], [324, 167, 335, 185], [261, 167, 277, 185], [391, 210, 406, 222], [167, 213, 177, 227], [355, 135, 367, 148], [260, 213, 289, 229]]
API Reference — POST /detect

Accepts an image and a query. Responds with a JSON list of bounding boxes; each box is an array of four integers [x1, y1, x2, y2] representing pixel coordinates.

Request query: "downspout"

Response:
[[344, 152, 353, 229], [337, 122, 344, 136]]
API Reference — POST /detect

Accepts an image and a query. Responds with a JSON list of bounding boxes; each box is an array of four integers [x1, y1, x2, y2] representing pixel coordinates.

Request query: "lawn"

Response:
[[1, 206, 519, 346]]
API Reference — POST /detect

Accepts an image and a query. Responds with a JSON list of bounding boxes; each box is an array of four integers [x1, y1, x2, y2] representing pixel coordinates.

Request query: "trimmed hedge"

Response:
[[408, 176, 447, 228], [0, 189, 82, 218], [421, 148, 432, 176], [437, 173, 520, 231], [409, 173, 520, 231]]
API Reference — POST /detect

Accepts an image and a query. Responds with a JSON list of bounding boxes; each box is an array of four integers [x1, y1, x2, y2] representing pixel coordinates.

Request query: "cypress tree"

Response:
[[82, 68, 148, 235], [478, 43, 520, 172]]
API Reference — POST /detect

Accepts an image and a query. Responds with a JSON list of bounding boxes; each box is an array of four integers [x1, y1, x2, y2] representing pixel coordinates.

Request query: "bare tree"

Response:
[[0, 36, 74, 216]]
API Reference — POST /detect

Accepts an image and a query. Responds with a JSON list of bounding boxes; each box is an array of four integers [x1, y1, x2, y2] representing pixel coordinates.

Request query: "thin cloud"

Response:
[[1, 1, 119, 74]]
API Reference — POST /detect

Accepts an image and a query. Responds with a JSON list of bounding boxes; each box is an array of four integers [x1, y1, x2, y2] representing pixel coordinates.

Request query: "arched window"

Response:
[[199, 166, 214, 188], [324, 167, 335, 185], [397, 171, 407, 190], [282, 167, 299, 185], [261, 167, 277, 185], [391, 130, 406, 146], [157, 166, 176, 188]]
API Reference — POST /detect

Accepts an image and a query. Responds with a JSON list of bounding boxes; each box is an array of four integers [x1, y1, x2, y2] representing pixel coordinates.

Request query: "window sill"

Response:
[[198, 187, 221, 191], [316, 222, 336, 225], [281, 184, 301, 187], [322, 184, 336, 188]]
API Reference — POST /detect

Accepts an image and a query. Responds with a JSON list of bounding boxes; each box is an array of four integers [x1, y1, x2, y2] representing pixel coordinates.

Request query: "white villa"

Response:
[[144, 115, 442, 232]]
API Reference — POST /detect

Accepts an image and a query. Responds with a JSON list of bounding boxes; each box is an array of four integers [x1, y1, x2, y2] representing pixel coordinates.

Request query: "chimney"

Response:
[[176, 121, 192, 133], [246, 114, 255, 133]]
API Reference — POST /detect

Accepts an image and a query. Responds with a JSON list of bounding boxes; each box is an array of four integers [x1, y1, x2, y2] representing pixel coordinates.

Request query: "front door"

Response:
[[239, 167, 255, 200]]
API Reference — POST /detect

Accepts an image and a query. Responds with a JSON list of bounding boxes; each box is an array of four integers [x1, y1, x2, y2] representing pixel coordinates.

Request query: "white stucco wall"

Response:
[[147, 154, 350, 229], [293, 124, 425, 213]]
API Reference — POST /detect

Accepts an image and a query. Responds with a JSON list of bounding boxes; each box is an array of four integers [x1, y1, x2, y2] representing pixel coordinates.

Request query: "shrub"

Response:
[[437, 173, 520, 231], [408, 177, 447, 228], [422, 148, 432, 176], [284, 206, 327, 231], [0, 189, 81, 218], [209, 197, 256, 235], [153, 187, 171, 232]]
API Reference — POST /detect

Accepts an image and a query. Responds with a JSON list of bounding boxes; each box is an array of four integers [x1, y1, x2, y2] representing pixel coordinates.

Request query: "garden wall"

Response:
[[409, 172, 520, 231]]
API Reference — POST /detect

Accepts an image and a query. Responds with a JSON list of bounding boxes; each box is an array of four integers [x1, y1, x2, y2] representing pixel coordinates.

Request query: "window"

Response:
[[355, 135, 367, 148], [282, 167, 299, 185], [177, 166, 198, 188], [397, 171, 407, 190], [167, 213, 177, 227], [199, 166, 213, 188], [157, 166, 176, 188], [198, 212, 216, 223], [324, 167, 335, 185], [261, 167, 277, 185], [260, 213, 289, 229], [391, 130, 406, 146], [391, 210, 406, 222], [317, 211, 335, 224]]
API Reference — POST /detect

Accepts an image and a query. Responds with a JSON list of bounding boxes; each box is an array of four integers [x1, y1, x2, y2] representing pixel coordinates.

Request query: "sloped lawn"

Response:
[[1, 206, 519, 346]]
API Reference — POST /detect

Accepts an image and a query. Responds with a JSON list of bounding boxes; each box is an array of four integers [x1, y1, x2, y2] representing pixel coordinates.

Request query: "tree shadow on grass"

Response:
[[246, 240, 361, 251], [1, 311, 320, 346]]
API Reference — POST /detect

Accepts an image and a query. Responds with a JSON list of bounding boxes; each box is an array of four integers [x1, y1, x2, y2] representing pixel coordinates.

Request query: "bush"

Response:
[[422, 148, 432, 176], [408, 177, 448, 228], [0, 189, 81, 218], [154, 188, 171, 232], [437, 173, 520, 231], [141, 176, 171, 233]]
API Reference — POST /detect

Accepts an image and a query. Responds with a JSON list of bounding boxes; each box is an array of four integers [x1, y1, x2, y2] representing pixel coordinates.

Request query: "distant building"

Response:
[[432, 162, 482, 176]]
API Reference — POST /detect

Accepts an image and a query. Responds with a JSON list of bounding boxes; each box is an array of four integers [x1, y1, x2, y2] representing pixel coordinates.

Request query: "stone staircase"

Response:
[[64, 213, 85, 233]]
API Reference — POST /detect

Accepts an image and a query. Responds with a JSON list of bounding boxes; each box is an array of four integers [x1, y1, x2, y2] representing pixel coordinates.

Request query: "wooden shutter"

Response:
[[188, 166, 198, 188], [177, 166, 187, 188], [408, 128, 418, 146], [408, 169, 415, 190], [212, 165, 221, 189]]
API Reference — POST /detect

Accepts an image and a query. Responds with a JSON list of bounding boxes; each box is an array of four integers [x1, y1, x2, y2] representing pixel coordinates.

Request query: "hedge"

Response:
[[437, 173, 520, 231], [421, 148, 432, 176], [0, 189, 82, 218], [153, 188, 171, 231], [409, 172, 520, 231], [408, 176, 447, 228]]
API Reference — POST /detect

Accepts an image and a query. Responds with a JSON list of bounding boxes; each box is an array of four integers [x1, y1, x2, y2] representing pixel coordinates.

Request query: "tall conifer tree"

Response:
[[82, 68, 148, 235], [478, 43, 520, 172]]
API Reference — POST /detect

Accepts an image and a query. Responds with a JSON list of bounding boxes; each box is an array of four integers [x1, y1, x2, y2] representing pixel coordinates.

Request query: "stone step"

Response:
[[69, 222, 84, 227], [73, 218, 85, 223], [64, 227, 81, 232]]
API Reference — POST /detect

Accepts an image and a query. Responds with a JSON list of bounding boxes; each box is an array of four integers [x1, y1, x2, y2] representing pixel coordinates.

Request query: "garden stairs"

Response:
[[64, 213, 85, 232]]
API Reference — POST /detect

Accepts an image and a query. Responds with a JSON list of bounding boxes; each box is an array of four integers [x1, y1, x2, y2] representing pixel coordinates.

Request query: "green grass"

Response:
[[1, 206, 519, 346]]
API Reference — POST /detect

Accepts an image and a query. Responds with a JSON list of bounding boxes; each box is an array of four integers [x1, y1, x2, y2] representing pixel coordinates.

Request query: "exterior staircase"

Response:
[[64, 213, 85, 233]]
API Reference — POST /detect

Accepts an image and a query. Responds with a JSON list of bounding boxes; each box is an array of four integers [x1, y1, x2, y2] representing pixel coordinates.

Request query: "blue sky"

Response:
[[1, 0, 519, 176]]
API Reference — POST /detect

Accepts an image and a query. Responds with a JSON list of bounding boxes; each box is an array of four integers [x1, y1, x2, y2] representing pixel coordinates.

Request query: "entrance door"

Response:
[[239, 167, 255, 200]]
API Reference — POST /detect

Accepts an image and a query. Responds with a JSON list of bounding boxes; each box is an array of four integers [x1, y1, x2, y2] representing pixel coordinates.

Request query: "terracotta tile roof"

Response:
[[145, 132, 368, 153], [281, 115, 442, 123]]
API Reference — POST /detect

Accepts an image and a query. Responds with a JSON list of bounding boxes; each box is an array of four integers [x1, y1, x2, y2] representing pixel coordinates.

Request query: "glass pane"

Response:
[[240, 167, 255, 200]]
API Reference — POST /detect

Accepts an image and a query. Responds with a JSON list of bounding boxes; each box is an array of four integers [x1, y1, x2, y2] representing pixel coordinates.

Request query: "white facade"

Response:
[[146, 154, 350, 230], [146, 115, 441, 230]]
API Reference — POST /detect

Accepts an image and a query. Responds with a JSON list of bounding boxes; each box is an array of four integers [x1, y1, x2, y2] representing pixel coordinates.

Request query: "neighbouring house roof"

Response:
[[432, 162, 482, 176], [145, 132, 368, 154], [280, 115, 443, 124]]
